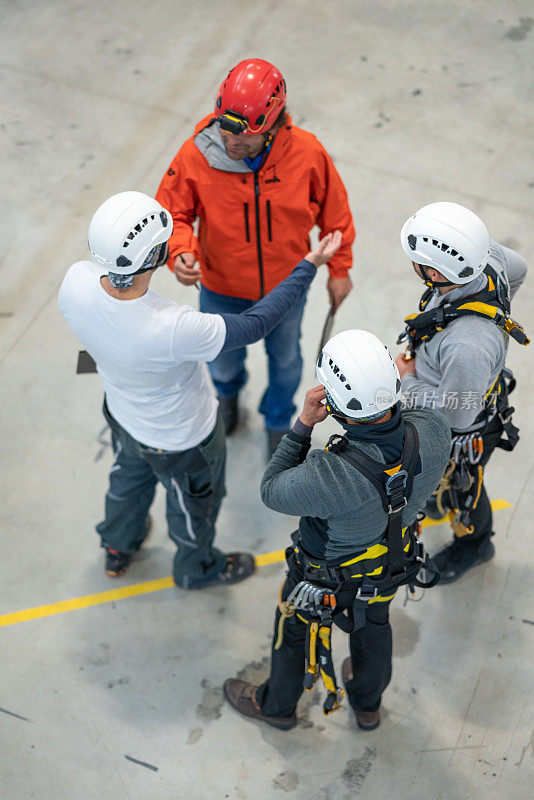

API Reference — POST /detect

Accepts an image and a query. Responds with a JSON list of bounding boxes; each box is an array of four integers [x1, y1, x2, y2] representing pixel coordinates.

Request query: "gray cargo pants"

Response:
[[96, 400, 227, 588]]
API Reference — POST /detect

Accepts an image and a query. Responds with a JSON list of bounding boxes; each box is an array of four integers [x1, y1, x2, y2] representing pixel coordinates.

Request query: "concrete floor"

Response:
[[1, 1, 533, 798]]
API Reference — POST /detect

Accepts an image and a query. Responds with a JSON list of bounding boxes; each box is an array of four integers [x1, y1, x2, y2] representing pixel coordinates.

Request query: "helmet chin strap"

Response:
[[419, 264, 456, 289]]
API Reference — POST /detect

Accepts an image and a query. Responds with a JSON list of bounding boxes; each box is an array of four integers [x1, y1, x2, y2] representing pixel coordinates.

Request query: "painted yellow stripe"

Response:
[[0, 577, 174, 628], [0, 500, 512, 628], [254, 548, 286, 567]]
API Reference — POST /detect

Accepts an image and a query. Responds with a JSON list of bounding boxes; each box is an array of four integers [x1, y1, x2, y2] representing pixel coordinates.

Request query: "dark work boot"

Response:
[[341, 657, 380, 731], [223, 679, 296, 730], [266, 429, 290, 460], [217, 396, 239, 436], [433, 537, 495, 584]]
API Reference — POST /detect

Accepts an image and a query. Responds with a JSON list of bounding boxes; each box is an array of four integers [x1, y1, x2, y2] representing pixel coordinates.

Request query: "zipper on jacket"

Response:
[[243, 202, 250, 243], [266, 200, 272, 242], [253, 173, 265, 297]]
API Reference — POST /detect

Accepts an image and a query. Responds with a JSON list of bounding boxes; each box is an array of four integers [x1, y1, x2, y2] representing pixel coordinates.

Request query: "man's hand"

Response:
[[173, 252, 202, 286], [305, 231, 343, 268], [327, 275, 353, 311], [299, 385, 329, 428], [395, 352, 416, 378]]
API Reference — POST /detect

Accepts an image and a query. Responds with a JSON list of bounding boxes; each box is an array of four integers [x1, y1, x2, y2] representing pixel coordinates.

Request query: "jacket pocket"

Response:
[[243, 202, 250, 242], [266, 200, 272, 242]]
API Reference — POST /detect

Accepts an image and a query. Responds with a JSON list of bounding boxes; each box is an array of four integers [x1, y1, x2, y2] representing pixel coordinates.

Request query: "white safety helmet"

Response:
[[400, 201, 490, 284], [316, 330, 401, 421], [88, 191, 173, 275]]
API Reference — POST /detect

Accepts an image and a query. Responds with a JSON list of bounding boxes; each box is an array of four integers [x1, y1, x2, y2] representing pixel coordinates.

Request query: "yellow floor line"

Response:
[[255, 548, 286, 567], [0, 577, 175, 627], [0, 499, 511, 628]]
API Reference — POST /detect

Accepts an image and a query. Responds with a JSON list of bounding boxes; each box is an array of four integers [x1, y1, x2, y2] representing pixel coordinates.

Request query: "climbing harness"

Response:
[[397, 263, 529, 360], [397, 265, 527, 536], [275, 422, 439, 715], [280, 581, 344, 715], [433, 370, 519, 535]]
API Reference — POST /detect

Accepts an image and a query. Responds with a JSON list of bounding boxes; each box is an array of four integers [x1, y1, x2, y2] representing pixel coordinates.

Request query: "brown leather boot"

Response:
[[223, 679, 296, 730], [341, 657, 380, 731]]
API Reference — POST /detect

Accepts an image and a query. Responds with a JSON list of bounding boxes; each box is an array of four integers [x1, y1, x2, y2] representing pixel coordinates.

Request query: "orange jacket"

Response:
[[156, 114, 355, 300]]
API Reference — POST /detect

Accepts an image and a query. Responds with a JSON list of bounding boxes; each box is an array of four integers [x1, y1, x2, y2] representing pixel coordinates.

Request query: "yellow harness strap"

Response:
[[304, 621, 319, 689], [471, 465, 484, 511]]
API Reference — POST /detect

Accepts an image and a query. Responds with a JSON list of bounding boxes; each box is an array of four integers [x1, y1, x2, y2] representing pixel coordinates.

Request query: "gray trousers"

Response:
[[96, 400, 227, 588]]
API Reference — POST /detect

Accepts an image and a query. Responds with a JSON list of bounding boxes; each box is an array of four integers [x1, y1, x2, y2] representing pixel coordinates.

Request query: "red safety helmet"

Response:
[[215, 58, 287, 136]]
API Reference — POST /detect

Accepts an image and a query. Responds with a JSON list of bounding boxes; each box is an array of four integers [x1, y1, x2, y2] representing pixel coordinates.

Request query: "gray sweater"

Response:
[[402, 240, 527, 431], [260, 408, 450, 560]]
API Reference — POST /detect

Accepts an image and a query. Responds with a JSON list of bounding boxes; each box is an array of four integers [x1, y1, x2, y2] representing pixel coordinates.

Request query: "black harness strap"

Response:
[[290, 422, 440, 637], [398, 264, 529, 353], [494, 369, 520, 451], [327, 423, 419, 579]]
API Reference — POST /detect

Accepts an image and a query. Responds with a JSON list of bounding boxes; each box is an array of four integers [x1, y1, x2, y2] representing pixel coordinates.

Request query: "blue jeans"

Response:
[[200, 286, 306, 431]]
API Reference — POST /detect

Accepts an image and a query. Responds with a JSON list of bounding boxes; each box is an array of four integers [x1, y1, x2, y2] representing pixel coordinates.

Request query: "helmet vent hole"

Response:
[[458, 266, 474, 277], [347, 398, 363, 412], [425, 238, 468, 263], [345, 384, 351, 391]]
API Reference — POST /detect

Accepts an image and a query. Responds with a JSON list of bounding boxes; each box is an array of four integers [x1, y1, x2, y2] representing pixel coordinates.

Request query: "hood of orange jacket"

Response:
[[156, 113, 355, 300]]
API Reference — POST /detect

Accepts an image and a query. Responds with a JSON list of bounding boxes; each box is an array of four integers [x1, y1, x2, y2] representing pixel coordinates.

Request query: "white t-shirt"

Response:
[[58, 261, 227, 450]]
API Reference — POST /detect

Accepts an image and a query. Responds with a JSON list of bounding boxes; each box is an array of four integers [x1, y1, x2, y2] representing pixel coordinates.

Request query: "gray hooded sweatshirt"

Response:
[[401, 240, 527, 431]]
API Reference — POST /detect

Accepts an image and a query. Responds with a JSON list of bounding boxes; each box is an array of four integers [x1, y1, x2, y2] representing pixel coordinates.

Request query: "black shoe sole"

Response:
[[356, 716, 380, 731]]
